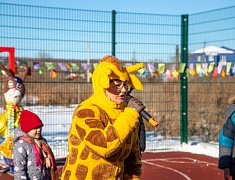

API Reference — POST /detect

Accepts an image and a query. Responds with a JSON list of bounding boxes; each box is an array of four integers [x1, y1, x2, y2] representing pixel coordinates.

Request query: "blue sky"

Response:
[[1, 0, 235, 61], [1, 0, 235, 15]]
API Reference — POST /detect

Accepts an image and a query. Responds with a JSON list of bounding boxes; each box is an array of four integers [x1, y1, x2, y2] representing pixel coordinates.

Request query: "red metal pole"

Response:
[[0, 47, 15, 75]]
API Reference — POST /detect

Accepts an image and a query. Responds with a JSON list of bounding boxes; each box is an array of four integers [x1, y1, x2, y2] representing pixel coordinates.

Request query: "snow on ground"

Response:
[[0, 105, 219, 161]]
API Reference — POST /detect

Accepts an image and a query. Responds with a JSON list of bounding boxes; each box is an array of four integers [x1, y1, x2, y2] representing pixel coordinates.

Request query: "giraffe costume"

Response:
[[61, 55, 144, 180]]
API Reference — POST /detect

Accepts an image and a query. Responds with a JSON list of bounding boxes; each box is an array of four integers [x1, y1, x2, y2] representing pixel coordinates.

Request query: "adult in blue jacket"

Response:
[[218, 97, 235, 180]]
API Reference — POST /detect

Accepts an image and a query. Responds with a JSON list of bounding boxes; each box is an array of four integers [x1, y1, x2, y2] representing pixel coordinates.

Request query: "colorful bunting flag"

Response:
[[178, 63, 186, 73], [189, 63, 195, 75], [191, 69, 196, 76], [230, 68, 234, 76], [165, 70, 171, 79], [93, 63, 98, 69], [5, 60, 235, 79], [81, 63, 91, 71], [226, 62, 232, 75], [39, 67, 45, 74], [45, 62, 55, 70], [213, 67, 218, 77], [158, 63, 165, 74], [147, 63, 156, 73], [33, 62, 41, 70], [154, 70, 159, 76], [217, 62, 223, 74], [232, 64, 235, 74], [172, 70, 179, 78], [208, 63, 214, 73], [185, 69, 190, 78], [202, 63, 208, 75], [70, 63, 79, 70], [199, 71, 203, 77], [65, 64, 71, 71], [221, 69, 226, 77], [189, 63, 194, 71], [141, 69, 147, 77], [58, 63, 68, 71], [138, 68, 145, 75], [196, 64, 202, 75], [51, 69, 57, 78]]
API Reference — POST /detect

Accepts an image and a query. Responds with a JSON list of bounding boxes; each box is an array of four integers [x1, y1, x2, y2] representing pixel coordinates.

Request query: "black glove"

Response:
[[224, 168, 231, 180], [124, 95, 145, 113]]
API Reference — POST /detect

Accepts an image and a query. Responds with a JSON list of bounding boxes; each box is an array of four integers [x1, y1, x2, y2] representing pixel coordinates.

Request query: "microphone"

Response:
[[124, 89, 159, 127], [140, 110, 159, 127]]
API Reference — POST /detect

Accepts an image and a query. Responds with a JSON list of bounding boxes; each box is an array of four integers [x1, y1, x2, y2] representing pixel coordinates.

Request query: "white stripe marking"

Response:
[[145, 157, 217, 166], [142, 160, 191, 180]]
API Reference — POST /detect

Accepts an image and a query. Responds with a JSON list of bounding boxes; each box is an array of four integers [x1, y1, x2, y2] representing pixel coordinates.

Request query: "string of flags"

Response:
[[1, 60, 234, 79]]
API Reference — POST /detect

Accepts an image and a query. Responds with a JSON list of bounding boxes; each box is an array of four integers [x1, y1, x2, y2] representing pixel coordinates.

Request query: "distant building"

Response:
[[189, 46, 235, 65]]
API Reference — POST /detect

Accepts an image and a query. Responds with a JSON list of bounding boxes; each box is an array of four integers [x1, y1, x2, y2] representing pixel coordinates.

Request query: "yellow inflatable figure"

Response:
[[0, 63, 29, 161], [0, 103, 23, 158], [62, 55, 145, 180]]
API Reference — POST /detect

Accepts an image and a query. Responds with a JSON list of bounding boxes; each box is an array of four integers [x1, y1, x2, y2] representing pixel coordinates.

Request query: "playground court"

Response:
[[0, 151, 222, 180]]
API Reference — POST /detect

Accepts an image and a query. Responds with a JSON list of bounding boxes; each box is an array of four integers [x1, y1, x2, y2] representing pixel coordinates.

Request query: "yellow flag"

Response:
[[191, 69, 196, 76], [221, 70, 226, 77], [173, 70, 179, 78], [51, 70, 57, 78]]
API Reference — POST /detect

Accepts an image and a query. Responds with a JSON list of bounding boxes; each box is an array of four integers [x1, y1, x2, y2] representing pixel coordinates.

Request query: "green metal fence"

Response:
[[187, 6, 235, 143], [0, 3, 235, 156]]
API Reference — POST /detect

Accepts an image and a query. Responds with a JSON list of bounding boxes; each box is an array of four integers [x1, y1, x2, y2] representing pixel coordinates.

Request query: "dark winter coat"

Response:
[[218, 104, 235, 176], [13, 126, 51, 180]]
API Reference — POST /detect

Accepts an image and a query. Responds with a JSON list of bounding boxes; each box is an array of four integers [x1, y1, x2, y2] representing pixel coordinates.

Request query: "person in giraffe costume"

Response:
[[0, 63, 29, 173], [61, 55, 146, 180]]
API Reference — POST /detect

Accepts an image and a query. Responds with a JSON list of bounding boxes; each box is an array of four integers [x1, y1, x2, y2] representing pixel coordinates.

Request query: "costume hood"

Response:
[[92, 55, 144, 97]]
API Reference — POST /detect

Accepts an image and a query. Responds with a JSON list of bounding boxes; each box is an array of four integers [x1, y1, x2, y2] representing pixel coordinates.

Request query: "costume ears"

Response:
[[128, 74, 143, 90], [125, 63, 144, 73], [126, 63, 144, 90], [0, 63, 30, 81]]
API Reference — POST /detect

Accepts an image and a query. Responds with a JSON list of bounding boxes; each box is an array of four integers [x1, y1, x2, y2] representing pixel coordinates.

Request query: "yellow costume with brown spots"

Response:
[[61, 56, 144, 180]]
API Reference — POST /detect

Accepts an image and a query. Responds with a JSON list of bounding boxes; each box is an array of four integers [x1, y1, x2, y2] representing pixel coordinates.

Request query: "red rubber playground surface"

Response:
[[1, 151, 223, 180], [141, 152, 222, 180]]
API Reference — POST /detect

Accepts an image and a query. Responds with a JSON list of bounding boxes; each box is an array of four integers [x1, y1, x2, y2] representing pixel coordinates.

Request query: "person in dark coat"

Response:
[[218, 96, 235, 180], [13, 110, 58, 180]]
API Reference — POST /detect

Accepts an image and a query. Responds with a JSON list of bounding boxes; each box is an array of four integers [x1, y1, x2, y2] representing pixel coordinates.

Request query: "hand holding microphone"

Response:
[[124, 95, 146, 113], [124, 95, 159, 127]]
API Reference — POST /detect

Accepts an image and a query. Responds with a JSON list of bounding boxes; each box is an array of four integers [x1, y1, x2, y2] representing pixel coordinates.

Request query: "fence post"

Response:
[[112, 10, 116, 56], [180, 15, 188, 144]]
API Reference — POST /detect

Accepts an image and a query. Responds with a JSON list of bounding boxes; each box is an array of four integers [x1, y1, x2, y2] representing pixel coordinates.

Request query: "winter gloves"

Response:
[[124, 95, 145, 113]]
